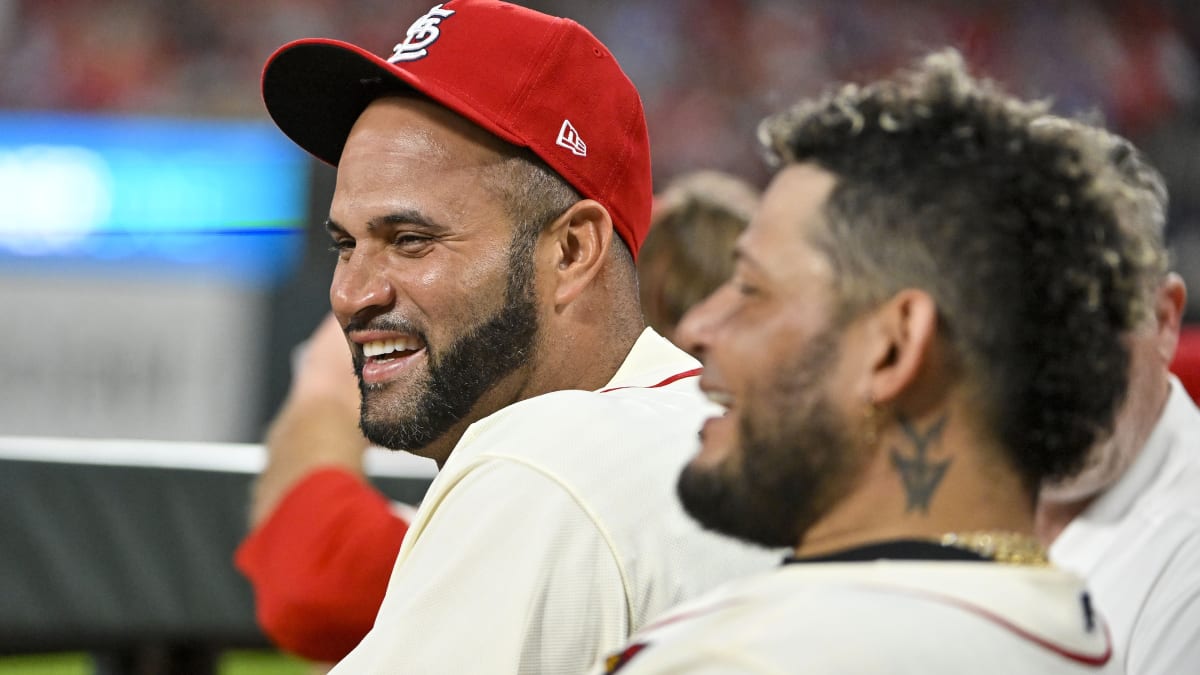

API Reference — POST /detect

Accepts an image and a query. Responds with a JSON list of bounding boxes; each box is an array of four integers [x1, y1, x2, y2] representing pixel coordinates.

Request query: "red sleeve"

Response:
[[1171, 325, 1200, 402], [234, 468, 409, 663]]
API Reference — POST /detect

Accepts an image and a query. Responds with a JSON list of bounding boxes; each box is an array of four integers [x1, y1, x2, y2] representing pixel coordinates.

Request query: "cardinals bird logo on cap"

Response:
[[389, 3, 456, 62]]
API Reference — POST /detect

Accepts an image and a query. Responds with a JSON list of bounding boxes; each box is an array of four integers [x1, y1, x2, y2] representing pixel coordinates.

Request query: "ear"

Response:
[[542, 199, 613, 308], [862, 289, 939, 405], [1154, 273, 1187, 364]]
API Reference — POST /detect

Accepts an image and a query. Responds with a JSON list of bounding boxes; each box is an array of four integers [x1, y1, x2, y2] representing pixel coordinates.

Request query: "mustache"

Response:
[[345, 314, 426, 337]]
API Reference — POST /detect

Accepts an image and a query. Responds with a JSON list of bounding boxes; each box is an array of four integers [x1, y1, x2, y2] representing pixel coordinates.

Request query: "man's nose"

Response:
[[330, 251, 396, 323]]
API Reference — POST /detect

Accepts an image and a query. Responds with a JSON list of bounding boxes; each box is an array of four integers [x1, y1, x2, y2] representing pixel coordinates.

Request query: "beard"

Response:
[[356, 234, 539, 452], [677, 327, 866, 548]]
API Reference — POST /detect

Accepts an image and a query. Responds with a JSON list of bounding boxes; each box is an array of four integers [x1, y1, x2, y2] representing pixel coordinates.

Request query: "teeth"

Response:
[[363, 337, 421, 358], [705, 391, 733, 410]]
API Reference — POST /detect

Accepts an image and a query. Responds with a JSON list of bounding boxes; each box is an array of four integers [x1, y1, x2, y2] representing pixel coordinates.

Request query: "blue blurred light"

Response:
[[0, 111, 310, 285]]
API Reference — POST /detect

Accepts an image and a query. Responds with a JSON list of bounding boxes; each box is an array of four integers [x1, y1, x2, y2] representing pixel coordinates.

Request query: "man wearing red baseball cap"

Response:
[[237, 1, 778, 672]]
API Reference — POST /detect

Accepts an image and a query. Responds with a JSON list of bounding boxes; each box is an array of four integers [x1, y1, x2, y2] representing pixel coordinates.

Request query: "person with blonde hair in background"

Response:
[[638, 171, 759, 344]]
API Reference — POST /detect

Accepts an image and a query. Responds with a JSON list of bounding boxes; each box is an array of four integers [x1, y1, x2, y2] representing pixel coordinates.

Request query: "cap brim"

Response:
[[262, 39, 416, 166], [262, 38, 527, 167]]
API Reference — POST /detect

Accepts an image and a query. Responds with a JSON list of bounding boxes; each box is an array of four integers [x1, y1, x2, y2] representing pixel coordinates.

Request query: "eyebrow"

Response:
[[324, 210, 450, 237], [324, 219, 346, 238], [732, 243, 764, 272]]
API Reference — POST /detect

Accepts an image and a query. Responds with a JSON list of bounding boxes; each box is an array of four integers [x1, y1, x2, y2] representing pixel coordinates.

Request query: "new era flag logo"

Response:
[[556, 119, 587, 157]]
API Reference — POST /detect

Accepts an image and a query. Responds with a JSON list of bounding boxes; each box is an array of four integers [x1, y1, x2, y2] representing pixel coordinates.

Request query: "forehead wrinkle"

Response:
[[345, 123, 450, 167], [349, 96, 514, 171], [338, 129, 501, 206]]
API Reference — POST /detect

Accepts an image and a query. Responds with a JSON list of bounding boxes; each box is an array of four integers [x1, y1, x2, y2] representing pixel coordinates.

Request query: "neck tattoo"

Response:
[[890, 415, 952, 514]]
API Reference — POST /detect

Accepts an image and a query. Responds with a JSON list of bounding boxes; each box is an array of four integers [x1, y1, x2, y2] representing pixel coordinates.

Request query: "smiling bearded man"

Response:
[[590, 49, 1158, 675]]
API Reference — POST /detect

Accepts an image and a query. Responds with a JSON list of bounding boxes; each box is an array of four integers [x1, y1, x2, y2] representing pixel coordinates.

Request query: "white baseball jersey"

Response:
[[591, 551, 1118, 674], [331, 329, 781, 674], [1051, 377, 1200, 674]]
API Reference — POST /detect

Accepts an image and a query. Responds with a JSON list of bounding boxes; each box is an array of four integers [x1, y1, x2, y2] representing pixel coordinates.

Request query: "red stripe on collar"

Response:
[[599, 368, 702, 393]]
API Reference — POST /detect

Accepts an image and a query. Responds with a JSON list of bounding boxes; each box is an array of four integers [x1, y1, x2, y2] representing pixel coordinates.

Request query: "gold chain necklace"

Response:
[[939, 531, 1050, 566]]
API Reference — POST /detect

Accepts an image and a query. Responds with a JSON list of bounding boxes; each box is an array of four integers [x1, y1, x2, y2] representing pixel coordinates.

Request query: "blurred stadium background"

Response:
[[1, 0, 1197, 672]]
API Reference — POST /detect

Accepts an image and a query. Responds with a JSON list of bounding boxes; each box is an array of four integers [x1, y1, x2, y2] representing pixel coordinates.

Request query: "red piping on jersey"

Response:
[[887, 585, 1113, 667], [641, 597, 750, 633], [637, 584, 1111, 668], [599, 368, 702, 393]]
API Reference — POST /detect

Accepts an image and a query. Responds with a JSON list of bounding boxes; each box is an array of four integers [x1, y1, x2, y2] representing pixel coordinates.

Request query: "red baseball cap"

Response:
[[261, 0, 653, 257]]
